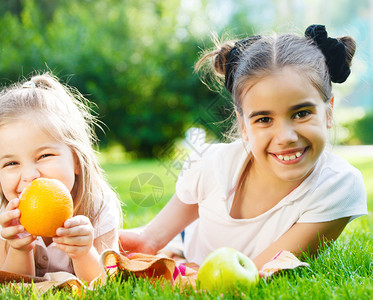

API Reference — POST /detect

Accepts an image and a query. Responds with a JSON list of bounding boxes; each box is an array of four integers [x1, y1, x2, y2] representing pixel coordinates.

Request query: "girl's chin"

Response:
[[277, 172, 310, 183], [275, 163, 316, 182]]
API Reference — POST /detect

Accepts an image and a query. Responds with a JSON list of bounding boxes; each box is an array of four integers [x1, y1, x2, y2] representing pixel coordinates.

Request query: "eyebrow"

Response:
[[0, 155, 14, 162], [248, 101, 317, 119], [290, 101, 317, 111], [0, 145, 59, 162], [249, 110, 271, 119], [36, 145, 59, 152]]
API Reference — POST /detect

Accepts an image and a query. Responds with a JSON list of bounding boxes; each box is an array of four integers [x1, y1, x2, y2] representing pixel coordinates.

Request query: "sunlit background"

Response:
[[1, 4, 372, 283], [0, 0, 372, 158]]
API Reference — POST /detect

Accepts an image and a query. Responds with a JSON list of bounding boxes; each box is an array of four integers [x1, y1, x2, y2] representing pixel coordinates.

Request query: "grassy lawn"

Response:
[[102, 158, 177, 228], [1, 153, 372, 299]]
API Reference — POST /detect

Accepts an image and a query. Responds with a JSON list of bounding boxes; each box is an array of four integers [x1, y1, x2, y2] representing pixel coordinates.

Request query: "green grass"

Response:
[[347, 156, 373, 211], [1, 154, 372, 298], [102, 159, 177, 228]]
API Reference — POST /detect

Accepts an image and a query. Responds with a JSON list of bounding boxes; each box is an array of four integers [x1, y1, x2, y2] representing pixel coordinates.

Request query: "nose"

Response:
[[21, 163, 41, 184], [274, 121, 298, 145]]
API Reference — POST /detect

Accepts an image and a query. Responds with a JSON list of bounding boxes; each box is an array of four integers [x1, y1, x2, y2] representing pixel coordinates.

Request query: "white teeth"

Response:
[[276, 151, 303, 161]]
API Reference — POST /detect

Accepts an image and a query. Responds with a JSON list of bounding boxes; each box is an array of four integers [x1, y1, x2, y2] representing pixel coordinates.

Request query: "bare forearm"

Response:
[[144, 194, 198, 250], [253, 218, 349, 270], [72, 247, 101, 283], [1, 248, 35, 276]]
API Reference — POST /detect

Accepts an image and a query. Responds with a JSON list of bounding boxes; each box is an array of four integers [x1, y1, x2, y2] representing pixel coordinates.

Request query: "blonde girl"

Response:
[[0, 73, 122, 282], [119, 25, 367, 270]]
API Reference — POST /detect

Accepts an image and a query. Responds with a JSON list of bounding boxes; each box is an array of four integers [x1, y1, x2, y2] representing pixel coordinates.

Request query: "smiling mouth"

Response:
[[272, 147, 309, 162]]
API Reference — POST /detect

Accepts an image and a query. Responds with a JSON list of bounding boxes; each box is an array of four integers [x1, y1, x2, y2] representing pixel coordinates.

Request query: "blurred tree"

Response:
[[0, 0, 258, 157], [0, 0, 61, 19], [0, 0, 22, 17], [347, 111, 373, 145]]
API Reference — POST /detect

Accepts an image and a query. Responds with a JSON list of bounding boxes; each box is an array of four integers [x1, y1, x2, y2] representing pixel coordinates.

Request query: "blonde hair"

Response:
[[195, 31, 356, 140], [0, 73, 122, 227]]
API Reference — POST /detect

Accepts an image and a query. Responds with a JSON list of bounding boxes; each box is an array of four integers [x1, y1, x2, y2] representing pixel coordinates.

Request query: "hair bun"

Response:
[[225, 36, 262, 93], [305, 24, 351, 83]]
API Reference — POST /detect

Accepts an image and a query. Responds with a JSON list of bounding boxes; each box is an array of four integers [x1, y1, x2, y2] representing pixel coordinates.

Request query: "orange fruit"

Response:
[[18, 178, 74, 237]]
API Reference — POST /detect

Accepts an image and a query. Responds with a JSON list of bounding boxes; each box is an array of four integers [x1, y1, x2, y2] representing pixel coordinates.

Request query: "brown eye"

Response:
[[294, 110, 311, 119], [257, 117, 271, 123], [3, 161, 18, 168]]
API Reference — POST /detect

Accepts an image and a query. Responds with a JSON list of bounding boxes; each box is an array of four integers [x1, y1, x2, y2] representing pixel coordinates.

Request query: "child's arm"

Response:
[[0, 198, 36, 276], [253, 217, 349, 270], [53, 215, 102, 283], [1, 244, 35, 276], [119, 193, 199, 255], [72, 228, 118, 281]]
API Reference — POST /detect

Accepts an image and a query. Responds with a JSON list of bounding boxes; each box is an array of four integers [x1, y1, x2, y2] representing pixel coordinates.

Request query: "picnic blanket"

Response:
[[0, 250, 308, 295]]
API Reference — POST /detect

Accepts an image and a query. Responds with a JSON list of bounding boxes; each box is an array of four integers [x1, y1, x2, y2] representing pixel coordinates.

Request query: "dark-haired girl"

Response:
[[119, 25, 367, 270]]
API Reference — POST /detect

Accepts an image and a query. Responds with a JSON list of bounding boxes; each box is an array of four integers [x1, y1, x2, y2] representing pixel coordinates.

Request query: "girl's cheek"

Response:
[[0, 181, 11, 202]]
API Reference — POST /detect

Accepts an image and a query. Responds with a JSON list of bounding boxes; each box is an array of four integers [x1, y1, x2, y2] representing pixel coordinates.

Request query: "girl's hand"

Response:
[[53, 215, 94, 259], [119, 194, 199, 256], [118, 228, 158, 255], [0, 198, 36, 252]]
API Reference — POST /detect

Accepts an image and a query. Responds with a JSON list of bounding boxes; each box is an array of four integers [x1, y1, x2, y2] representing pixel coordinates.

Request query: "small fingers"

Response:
[[0, 209, 20, 228], [10, 234, 37, 250], [56, 223, 93, 237], [0, 223, 24, 240], [63, 215, 90, 229], [53, 234, 91, 247], [5, 198, 20, 211], [54, 243, 90, 258]]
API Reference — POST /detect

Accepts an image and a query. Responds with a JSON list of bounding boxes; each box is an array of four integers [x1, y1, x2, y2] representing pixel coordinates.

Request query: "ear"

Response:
[[236, 111, 248, 141], [326, 96, 334, 129], [73, 152, 81, 175]]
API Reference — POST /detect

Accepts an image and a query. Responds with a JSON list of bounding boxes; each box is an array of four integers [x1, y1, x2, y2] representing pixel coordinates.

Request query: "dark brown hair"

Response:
[[195, 32, 356, 117]]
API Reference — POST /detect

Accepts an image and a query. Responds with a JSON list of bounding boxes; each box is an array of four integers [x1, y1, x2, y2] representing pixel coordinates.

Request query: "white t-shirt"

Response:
[[0, 186, 121, 277], [176, 140, 368, 265]]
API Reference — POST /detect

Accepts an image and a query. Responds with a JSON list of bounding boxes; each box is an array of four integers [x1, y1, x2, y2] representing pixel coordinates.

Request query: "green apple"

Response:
[[197, 247, 259, 293]]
